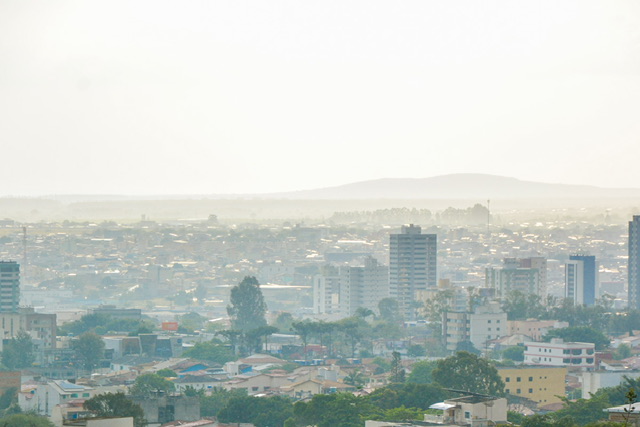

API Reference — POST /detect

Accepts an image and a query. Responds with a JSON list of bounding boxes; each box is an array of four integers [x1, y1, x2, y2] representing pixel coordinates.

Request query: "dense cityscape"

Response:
[[0, 202, 638, 426], [3, 1, 639, 426]]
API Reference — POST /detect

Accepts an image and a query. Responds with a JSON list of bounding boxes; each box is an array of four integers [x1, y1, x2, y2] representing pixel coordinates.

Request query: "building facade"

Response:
[[565, 255, 596, 306], [498, 366, 567, 405], [524, 339, 595, 368], [443, 302, 507, 352], [629, 216, 640, 309], [486, 257, 547, 299], [389, 224, 437, 320], [0, 261, 19, 313]]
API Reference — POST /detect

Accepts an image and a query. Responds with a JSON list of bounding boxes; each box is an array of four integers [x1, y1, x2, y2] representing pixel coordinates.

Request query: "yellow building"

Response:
[[498, 366, 567, 405]]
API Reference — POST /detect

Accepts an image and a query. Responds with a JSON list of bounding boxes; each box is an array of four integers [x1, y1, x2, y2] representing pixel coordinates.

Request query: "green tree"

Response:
[[218, 395, 293, 427], [177, 312, 207, 334], [273, 312, 295, 332], [83, 392, 146, 427], [378, 298, 401, 322], [182, 339, 236, 364], [543, 326, 609, 350], [72, 332, 105, 371], [0, 414, 54, 427], [344, 369, 366, 387], [389, 351, 405, 383], [407, 344, 426, 358], [227, 276, 268, 332], [432, 351, 505, 396], [200, 389, 247, 417], [502, 346, 525, 362], [407, 359, 438, 384], [615, 344, 633, 360], [291, 320, 316, 360], [129, 373, 175, 397], [0, 387, 17, 413], [367, 383, 448, 410], [155, 368, 177, 378], [1, 331, 35, 370], [501, 290, 546, 321], [293, 393, 362, 427]]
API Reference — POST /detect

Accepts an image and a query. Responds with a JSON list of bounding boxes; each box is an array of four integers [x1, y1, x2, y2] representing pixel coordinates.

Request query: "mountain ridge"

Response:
[[272, 173, 640, 200]]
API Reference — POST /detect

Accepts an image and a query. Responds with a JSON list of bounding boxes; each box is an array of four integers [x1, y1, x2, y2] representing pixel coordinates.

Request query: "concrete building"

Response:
[[343, 256, 389, 316], [486, 257, 547, 299], [443, 302, 507, 352], [580, 370, 640, 399], [507, 320, 569, 341], [565, 255, 597, 306], [312, 266, 342, 317], [0, 307, 57, 350], [389, 224, 437, 320], [131, 395, 199, 426], [427, 396, 507, 427], [313, 258, 389, 318], [524, 338, 595, 368], [0, 261, 20, 313], [498, 366, 567, 405], [630, 215, 640, 309]]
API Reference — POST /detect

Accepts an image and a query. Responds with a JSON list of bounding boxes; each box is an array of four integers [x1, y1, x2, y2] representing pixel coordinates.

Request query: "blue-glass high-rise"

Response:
[[569, 255, 596, 306]]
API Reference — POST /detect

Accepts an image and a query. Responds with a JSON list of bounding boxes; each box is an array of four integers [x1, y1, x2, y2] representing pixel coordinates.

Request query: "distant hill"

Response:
[[274, 174, 640, 200]]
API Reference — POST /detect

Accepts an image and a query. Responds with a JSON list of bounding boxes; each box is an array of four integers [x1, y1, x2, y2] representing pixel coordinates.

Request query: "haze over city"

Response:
[[4, 2, 640, 427], [2, 1, 640, 196]]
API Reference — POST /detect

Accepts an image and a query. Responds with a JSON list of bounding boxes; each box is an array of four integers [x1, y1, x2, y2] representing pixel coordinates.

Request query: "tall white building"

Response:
[[486, 257, 547, 299], [313, 257, 389, 318], [389, 224, 437, 320], [443, 301, 507, 352]]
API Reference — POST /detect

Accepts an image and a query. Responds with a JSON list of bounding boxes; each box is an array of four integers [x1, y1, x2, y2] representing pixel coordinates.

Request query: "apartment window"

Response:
[[517, 377, 521, 382], [529, 388, 533, 393], [465, 412, 471, 419], [252, 387, 259, 391], [505, 378, 510, 383], [517, 389, 521, 394], [529, 377, 533, 382], [506, 389, 510, 394]]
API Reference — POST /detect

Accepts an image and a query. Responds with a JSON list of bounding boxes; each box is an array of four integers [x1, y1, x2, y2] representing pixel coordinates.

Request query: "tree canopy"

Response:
[[1, 331, 35, 370], [432, 351, 505, 396], [407, 359, 438, 384], [129, 373, 175, 397], [83, 392, 146, 427], [182, 339, 236, 364], [543, 326, 610, 350], [227, 276, 268, 332], [72, 331, 105, 371]]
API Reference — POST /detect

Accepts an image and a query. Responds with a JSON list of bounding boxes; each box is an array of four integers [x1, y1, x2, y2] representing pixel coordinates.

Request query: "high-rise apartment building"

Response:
[[565, 255, 596, 306], [389, 224, 437, 320], [0, 261, 20, 313], [312, 257, 389, 318], [629, 216, 640, 309], [486, 257, 547, 299]]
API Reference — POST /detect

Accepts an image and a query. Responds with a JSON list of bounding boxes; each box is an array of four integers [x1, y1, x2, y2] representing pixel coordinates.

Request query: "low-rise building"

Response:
[[508, 320, 569, 341], [427, 395, 508, 427], [524, 339, 595, 369], [498, 366, 567, 405]]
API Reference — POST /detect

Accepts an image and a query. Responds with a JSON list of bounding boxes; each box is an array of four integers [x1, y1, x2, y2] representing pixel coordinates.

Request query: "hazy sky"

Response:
[[1, 1, 639, 195]]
